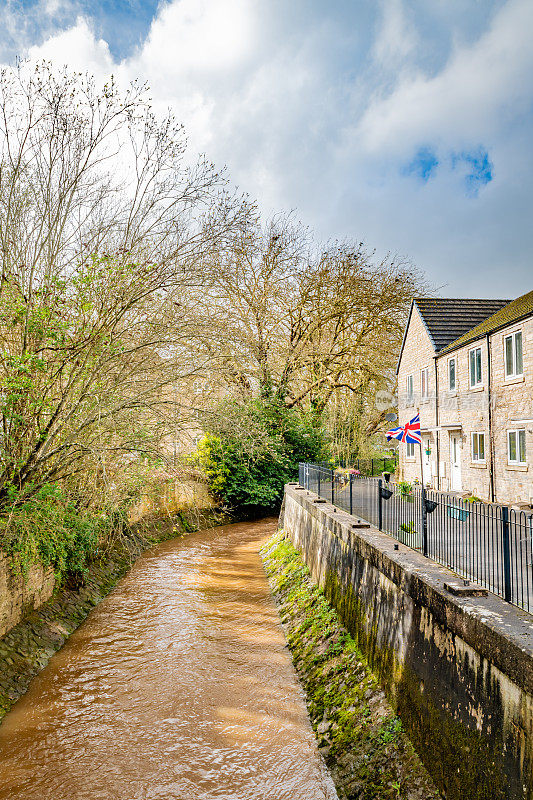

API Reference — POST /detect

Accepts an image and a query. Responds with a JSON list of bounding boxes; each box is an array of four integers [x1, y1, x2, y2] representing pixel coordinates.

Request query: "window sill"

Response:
[[446, 390, 458, 397], [469, 385, 485, 392], [503, 375, 524, 386], [470, 462, 487, 468], [405, 457, 416, 463], [506, 463, 528, 472]]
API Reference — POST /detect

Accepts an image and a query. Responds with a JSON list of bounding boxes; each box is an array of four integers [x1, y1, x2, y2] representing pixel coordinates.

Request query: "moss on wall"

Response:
[[283, 488, 533, 800], [315, 539, 525, 799], [261, 531, 441, 800]]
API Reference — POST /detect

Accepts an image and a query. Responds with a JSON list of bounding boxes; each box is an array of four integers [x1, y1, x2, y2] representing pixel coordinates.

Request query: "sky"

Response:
[[1, 0, 532, 297]]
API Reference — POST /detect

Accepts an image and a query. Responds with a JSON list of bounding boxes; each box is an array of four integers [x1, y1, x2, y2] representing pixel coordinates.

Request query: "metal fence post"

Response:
[[349, 473, 353, 516], [421, 486, 428, 557], [317, 468, 321, 498], [331, 468, 335, 505], [501, 506, 512, 602], [378, 479, 383, 531], [371, 458, 374, 476]]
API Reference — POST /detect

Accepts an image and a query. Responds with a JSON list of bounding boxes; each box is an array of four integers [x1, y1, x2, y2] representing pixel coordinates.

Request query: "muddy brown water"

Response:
[[0, 518, 337, 800]]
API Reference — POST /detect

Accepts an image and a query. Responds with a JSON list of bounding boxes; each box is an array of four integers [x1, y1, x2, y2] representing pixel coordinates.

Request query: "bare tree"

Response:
[[195, 218, 425, 446], [0, 62, 250, 506]]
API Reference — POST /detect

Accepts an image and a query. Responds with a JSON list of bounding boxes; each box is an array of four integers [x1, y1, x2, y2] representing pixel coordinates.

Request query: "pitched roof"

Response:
[[438, 289, 533, 355], [413, 297, 510, 353]]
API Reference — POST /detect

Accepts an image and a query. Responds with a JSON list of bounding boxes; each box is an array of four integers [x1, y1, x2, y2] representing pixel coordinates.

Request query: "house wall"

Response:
[[397, 306, 437, 486], [485, 316, 532, 504], [435, 338, 491, 499], [399, 308, 532, 505]]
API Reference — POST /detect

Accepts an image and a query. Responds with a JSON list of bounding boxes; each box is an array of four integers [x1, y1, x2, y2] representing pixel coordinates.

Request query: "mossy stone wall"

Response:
[[281, 485, 533, 800], [0, 554, 55, 638]]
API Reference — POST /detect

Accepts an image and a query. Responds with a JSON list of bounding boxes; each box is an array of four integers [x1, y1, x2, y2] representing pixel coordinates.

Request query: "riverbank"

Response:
[[261, 530, 440, 800], [0, 505, 228, 722]]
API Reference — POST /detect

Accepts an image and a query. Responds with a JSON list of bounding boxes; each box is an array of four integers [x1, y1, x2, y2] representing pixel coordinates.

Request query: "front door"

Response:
[[450, 434, 462, 491], [422, 436, 433, 487]]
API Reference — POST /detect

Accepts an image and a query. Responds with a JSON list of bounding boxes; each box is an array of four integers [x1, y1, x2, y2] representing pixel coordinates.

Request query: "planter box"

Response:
[[447, 505, 470, 522], [397, 527, 422, 549]]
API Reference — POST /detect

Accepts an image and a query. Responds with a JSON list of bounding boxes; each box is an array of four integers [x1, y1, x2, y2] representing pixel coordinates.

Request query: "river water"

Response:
[[0, 518, 337, 800]]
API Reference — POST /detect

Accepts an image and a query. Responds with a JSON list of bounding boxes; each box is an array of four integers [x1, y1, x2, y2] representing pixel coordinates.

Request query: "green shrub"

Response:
[[399, 521, 417, 535], [0, 484, 125, 582], [196, 398, 328, 514]]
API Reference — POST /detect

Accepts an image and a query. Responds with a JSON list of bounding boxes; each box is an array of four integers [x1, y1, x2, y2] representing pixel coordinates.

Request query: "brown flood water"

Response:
[[0, 518, 338, 800]]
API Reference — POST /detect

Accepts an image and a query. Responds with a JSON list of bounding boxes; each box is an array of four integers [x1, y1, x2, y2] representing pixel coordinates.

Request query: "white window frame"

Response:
[[504, 330, 523, 379], [448, 357, 456, 391], [471, 432, 486, 463], [469, 346, 483, 388], [406, 441, 415, 459], [406, 374, 414, 406], [420, 367, 429, 401], [507, 429, 526, 465]]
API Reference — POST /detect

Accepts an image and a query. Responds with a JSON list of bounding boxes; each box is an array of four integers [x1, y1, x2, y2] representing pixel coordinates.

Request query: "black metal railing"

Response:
[[321, 456, 398, 477], [298, 462, 533, 613]]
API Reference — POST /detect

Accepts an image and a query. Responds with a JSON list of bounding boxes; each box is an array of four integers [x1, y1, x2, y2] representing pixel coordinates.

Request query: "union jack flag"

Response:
[[386, 413, 422, 445]]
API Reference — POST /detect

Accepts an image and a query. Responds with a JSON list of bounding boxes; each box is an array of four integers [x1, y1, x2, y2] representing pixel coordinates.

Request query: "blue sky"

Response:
[[1, 0, 532, 297]]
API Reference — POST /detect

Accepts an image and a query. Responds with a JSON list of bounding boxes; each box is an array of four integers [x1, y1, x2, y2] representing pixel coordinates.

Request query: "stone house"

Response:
[[396, 291, 533, 505]]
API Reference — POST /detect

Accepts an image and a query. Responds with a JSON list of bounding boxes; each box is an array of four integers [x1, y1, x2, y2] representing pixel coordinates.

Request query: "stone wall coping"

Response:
[[284, 484, 533, 695]]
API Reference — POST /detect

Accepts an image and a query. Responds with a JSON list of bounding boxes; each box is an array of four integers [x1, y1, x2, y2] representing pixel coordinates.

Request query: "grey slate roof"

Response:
[[438, 290, 533, 355], [414, 297, 510, 353]]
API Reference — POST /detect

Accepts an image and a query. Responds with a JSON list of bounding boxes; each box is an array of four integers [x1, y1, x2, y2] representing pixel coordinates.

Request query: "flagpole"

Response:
[[418, 407, 424, 488], [417, 408, 429, 557]]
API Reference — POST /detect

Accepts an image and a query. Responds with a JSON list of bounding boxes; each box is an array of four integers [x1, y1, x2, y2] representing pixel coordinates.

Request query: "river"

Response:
[[0, 518, 337, 800]]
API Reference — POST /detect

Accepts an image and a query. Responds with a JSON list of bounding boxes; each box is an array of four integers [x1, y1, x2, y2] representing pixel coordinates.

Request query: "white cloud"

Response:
[[1, 0, 533, 296], [358, 0, 533, 154], [0, 0, 80, 61], [27, 16, 114, 76], [136, 0, 255, 77], [372, 0, 419, 70]]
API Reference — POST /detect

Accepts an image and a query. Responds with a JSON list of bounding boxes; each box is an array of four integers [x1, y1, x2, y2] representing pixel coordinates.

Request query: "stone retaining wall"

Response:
[[0, 555, 55, 639], [0, 530, 147, 721], [281, 484, 533, 800], [262, 531, 440, 800]]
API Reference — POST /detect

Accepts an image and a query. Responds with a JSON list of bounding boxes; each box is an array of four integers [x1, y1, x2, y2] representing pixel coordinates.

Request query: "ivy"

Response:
[[0, 484, 126, 583]]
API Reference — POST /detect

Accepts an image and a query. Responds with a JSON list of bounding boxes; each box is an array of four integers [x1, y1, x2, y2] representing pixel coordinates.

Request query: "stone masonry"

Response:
[[398, 304, 532, 504], [0, 555, 55, 639]]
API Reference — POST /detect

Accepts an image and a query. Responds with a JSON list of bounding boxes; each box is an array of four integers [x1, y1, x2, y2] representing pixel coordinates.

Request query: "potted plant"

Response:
[[396, 481, 414, 502], [397, 521, 422, 549]]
